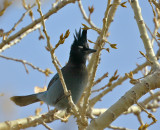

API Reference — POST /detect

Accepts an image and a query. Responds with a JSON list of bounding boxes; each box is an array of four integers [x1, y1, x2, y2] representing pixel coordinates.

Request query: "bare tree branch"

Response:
[[4, 3, 36, 38], [152, 0, 160, 10], [78, 0, 101, 33], [0, 110, 65, 130], [87, 71, 160, 130], [89, 62, 149, 107], [0, 23, 42, 53], [130, 0, 159, 70], [0, 55, 53, 76], [36, 0, 84, 129], [0, 0, 77, 50]]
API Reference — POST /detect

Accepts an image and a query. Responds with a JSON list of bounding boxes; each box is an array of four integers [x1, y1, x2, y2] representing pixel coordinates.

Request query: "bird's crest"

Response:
[[72, 28, 89, 48]]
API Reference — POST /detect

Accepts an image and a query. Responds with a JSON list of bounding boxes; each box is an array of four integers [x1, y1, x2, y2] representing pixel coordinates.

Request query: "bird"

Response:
[[10, 29, 96, 110]]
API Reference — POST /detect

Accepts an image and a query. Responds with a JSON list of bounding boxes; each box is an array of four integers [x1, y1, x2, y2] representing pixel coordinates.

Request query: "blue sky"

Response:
[[0, 0, 160, 129]]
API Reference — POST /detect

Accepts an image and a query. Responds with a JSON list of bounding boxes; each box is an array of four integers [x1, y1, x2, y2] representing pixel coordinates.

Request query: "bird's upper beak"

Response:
[[86, 48, 97, 54]]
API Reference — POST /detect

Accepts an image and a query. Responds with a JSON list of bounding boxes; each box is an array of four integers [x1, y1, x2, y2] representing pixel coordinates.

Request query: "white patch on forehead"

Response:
[[78, 46, 83, 49]]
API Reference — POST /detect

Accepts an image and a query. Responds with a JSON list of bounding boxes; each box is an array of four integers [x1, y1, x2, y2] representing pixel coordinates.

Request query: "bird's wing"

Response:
[[47, 66, 67, 90], [47, 73, 59, 90], [55, 94, 67, 104]]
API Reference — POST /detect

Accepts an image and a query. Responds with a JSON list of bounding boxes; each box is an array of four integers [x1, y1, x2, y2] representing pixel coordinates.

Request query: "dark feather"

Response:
[[47, 73, 59, 90], [72, 28, 88, 48], [10, 94, 40, 106]]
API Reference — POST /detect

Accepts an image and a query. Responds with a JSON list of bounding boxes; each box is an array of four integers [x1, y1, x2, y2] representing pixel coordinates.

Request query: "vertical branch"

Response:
[[36, 0, 68, 94], [81, 0, 122, 124], [87, 0, 121, 72], [130, 0, 160, 70], [151, 9, 160, 45], [36, 0, 80, 122]]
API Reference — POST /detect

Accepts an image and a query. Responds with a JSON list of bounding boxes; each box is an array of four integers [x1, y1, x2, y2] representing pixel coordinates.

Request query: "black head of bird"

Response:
[[69, 29, 96, 65]]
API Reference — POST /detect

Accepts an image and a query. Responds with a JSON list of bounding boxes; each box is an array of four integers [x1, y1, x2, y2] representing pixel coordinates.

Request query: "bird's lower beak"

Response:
[[87, 49, 97, 54]]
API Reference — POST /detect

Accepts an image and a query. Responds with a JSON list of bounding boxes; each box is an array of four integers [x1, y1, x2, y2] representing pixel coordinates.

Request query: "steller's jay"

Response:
[[10, 29, 96, 110]]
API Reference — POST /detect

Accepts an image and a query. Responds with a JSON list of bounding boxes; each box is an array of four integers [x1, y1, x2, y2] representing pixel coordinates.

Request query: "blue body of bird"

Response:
[[10, 29, 96, 110]]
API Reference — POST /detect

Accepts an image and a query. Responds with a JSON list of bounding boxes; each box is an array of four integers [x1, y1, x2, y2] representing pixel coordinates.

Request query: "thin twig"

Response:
[[141, 91, 160, 105], [151, 9, 160, 46], [4, 3, 36, 38], [135, 113, 144, 126], [145, 23, 160, 46], [42, 121, 53, 130], [89, 61, 149, 107], [148, 0, 156, 17], [151, 0, 160, 10], [0, 55, 53, 76], [92, 70, 118, 93], [92, 84, 108, 93], [55, 55, 62, 67], [23, 2, 44, 40], [136, 101, 157, 128], [108, 125, 131, 130], [0, 23, 42, 53], [78, 0, 101, 33], [93, 72, 108, 86]]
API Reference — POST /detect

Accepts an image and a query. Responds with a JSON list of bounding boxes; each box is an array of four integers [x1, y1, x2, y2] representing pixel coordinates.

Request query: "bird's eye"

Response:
[[78, 46, 83, 49]]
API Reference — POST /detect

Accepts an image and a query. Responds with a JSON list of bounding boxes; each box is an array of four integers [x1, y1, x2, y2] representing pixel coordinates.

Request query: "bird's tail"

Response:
[[10, 94, 41, 107]]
